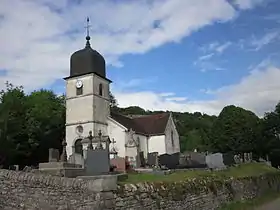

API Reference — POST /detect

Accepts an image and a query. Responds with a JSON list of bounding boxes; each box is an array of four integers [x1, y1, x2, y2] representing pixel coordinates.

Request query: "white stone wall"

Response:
[[107, 118, 126, 158], [164, 115, 180, 154], [135, 134, 148, 158], [65, 73, 110, 158], [148, 135, 166, 155]]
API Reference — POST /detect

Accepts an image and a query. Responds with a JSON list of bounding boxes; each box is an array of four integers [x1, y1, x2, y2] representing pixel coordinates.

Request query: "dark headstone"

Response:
[[179, 152, 206, 168], [223, 152, 235, 166], [147, 152, 158, 167], [49, 148, 59, 162], [85, 149, 110, 175], [158, 153, 180, 169]]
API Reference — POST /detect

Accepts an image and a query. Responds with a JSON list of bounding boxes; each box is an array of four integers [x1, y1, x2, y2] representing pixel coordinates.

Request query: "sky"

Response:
[[0, 0, 280, 116]]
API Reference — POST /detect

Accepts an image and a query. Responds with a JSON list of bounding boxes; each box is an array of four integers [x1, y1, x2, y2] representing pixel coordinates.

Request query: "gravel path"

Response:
[[255, 197, 280, 210]]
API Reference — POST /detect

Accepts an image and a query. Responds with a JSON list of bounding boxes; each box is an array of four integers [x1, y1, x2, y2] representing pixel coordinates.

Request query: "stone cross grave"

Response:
[[84, 130, 111, 175]]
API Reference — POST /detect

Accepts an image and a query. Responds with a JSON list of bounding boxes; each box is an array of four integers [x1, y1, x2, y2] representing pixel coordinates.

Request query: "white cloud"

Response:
[[0, 0, 260, 91], [233, 0, 265, 9], [202, 41, 232, 53], [1, 0, 275, 117], [195, 41, 232, 71], [113, 64, 280, 116], [215, 42, 232, 53], [198, 53, 215, 61], [166, 97, 188, 102], [250, 31, 279, 51], [115, 77, 158, 90]]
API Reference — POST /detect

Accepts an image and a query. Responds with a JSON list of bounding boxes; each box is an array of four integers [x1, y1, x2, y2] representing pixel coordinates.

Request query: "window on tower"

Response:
[[99, 83, 103, 96], [76, 87, 83, 96]]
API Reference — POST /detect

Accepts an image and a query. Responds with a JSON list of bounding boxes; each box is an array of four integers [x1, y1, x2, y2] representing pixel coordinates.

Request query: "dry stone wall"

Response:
[[116, 173, 280, 209], [0, 169, 280, 209], [0, 169, 115, 210]]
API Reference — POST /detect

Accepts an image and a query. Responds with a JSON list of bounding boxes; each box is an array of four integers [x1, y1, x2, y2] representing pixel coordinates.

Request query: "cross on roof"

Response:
[[85, 17, 91, 37]]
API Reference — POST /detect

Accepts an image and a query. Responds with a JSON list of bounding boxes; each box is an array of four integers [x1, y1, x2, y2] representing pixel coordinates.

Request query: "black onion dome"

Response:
[[70, 38, 106, 78]]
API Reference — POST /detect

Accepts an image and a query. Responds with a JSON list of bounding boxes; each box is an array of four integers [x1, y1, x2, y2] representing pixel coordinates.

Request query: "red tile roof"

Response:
[[110, 112, 170, 135]]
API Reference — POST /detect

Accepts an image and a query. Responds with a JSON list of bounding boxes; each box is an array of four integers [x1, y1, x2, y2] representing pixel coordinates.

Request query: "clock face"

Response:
[[76, 80, 83, 88]]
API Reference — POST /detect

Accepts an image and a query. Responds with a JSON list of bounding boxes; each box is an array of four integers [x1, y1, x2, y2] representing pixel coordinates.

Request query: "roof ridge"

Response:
[[133, 112, 169, 119]]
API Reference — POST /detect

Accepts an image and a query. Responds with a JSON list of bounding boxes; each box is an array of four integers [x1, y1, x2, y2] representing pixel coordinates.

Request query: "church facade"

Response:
[[64, 28, 180, 166], [108, 112, 180, 166]]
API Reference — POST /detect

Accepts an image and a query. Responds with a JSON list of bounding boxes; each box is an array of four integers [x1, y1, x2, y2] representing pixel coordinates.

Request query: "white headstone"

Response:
[[206, 153, 226, 169]]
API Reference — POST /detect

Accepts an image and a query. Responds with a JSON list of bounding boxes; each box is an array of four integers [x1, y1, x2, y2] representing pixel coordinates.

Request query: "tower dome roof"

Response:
[[70, 37, 106, 78]]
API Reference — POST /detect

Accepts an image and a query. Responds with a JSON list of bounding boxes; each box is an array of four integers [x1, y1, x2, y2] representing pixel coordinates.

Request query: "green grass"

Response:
[[218, 191, 280, 210], [121, 163, 278, 183]]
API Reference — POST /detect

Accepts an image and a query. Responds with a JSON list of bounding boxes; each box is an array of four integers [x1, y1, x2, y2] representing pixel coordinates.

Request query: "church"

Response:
[[64, 21, 180, 167]]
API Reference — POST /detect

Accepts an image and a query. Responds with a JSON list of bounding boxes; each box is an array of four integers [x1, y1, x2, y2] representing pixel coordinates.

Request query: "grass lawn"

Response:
[[121, 163, 278, 183], [218, 191, 280, 210]]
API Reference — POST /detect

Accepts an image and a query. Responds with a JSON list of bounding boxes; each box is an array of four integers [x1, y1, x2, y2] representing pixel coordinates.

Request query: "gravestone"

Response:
[[179, 152, 206, 168], [110, 157, 126, 172], [85, 149, 110, 175], [222, 152, 235, 166], [158, 153, 180, 169], [84, 130, 111, 176], [49, 148, 59, 162], [147, 152, 158, 167], [234, 154, 240, 164], [68, 153, 84, 167], [206, 153, 226, 169], [249, 152, 253, 162]]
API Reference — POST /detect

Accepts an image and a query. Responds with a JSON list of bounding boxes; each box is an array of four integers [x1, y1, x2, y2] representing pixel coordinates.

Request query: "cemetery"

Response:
[[1, 18, 280, 209]]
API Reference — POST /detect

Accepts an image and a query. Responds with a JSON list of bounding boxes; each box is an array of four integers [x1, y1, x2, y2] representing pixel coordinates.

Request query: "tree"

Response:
[[0, 82, 28, 167], [25, 90, 65, 165], [0, 82, 66, 168], [209, 105, 261, 154], [109, 91, 118, 108], [262, 102, 280, 167]]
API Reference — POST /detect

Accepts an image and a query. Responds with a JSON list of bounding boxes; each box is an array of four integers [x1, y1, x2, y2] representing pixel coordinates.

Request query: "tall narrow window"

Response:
[[99, 83, 103, 96], [171, 130, 174, 147], [76, 87, 83, 95]]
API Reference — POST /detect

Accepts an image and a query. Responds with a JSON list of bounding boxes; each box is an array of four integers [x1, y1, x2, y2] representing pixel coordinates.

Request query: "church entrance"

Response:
[[74, 139, 83, 156]]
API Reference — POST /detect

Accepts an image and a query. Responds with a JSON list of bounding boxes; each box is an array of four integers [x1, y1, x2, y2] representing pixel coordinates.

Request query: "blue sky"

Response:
[[0, 0, 280, 115]]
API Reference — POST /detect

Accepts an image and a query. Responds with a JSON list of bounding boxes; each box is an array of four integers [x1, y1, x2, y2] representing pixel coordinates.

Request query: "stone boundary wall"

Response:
[[115, 172, 280, 209], [0, 169, 116, 210], [1, 169, 280, 209]]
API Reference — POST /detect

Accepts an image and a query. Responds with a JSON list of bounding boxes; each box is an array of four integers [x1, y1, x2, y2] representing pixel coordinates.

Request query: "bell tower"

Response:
[[64, 18, 111, 158]]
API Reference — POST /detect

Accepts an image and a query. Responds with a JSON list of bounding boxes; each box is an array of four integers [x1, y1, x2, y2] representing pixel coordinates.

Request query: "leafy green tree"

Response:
[[0, 83, 66, 168], [25, 90, 65, 165], [0, 82, 29, 167], [209, 105, 261, 154], [262, 102, 280, 166], [109, 91, 118, 108]]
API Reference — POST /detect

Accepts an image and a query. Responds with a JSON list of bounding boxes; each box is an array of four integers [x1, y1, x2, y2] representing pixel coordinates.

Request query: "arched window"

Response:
[[171, 130, 174, 147], [74, 139, 83, 156], [99, 83, 103, 96], [76, 87, 83, 96]]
